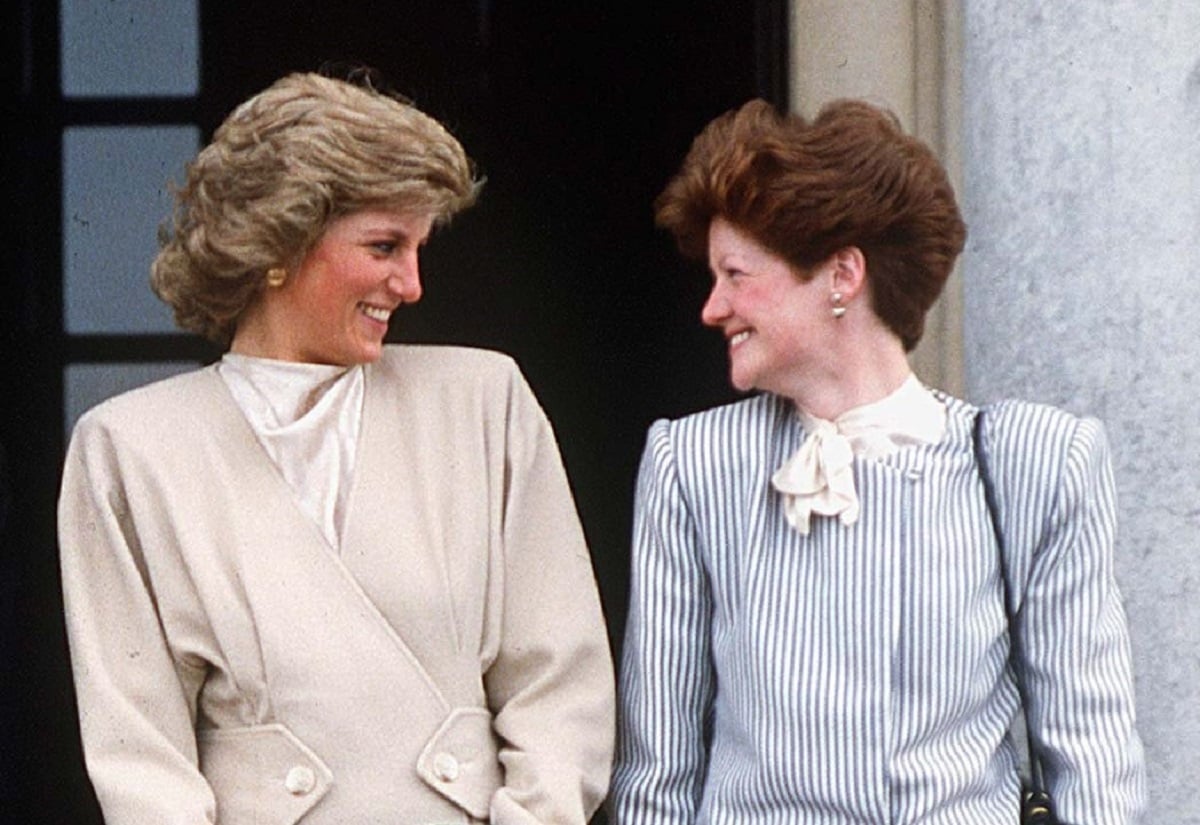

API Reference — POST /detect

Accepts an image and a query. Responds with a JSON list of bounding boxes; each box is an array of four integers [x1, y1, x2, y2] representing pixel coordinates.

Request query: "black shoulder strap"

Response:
[[972, 411, 1014, 615], [972, 410, 1049, 794]]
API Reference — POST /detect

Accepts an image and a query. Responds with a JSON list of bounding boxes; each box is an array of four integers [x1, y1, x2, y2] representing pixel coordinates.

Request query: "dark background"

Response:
[[2, 2, 785, 820]]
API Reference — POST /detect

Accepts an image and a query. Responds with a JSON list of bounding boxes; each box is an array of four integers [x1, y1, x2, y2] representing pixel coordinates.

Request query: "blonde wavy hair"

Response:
[[151, 71, 480, 344]]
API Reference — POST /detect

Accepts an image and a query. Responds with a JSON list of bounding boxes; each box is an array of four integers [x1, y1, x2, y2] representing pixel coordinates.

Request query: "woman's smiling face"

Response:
[[701, 217, 831, 397], [238, 208, 435, 365]]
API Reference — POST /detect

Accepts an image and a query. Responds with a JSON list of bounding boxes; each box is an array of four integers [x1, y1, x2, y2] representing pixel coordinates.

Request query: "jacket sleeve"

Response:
[[482, 367, 616, 825], [608, 421, 715, 825], [1017, 417, 1146, 825], [58, 412, 216, 824]]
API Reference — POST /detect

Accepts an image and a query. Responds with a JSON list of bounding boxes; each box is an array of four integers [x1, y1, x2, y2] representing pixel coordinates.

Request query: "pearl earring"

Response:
[[265, 268, 287, 288], [831, 291, 846, 319]]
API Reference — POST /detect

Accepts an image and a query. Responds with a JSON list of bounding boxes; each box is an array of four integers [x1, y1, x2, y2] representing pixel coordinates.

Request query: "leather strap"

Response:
[[972, 410, 1049, 795]]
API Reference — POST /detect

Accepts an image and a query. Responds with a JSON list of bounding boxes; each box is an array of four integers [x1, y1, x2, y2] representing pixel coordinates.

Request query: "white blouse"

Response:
[[218, 353, 364, 549], [772, 373, 947, 534]]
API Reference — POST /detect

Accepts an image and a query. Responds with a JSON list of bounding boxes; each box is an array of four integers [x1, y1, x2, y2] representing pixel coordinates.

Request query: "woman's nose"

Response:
[[388, 256, 423, 303], [700, 283, 728, 327]]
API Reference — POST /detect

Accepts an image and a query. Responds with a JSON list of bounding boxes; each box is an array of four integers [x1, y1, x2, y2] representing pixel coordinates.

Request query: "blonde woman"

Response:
[[59, 70, 613, 824]]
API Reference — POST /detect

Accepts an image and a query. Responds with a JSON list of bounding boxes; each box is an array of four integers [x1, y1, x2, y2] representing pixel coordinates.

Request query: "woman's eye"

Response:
[[371, 242, 397, 255]]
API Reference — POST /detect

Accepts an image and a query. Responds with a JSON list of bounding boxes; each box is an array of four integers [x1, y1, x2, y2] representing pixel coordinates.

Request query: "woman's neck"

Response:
[[786, 331, 914, 421]]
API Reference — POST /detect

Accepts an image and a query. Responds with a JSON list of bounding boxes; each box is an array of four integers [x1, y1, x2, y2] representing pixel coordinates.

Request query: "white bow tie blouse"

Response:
[[771, 374, 947, 534]]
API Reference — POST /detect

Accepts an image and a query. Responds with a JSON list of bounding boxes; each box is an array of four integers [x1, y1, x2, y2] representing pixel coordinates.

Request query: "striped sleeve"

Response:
[[995, 410, 1146, 825], [610, 420, 715, 825]]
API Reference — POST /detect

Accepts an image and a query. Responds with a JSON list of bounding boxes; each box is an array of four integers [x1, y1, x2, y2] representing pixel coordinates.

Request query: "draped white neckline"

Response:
[[217, 353, 365, 549], [771, 373, 947, 535]]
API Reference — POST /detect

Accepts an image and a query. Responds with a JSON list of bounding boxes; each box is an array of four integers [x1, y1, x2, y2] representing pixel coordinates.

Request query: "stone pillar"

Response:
[[962, 3, 1200, 820], [790, 0, 965, 396]]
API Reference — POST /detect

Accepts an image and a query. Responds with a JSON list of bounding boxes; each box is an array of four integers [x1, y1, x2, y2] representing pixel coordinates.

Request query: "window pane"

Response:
[[63, 125, 200, 335], [60, 0, 199, 97], [64, 362, 198, 436]]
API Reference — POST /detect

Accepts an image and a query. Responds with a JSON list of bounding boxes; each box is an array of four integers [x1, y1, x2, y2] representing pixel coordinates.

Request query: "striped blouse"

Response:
[[610, 392, 1144, 825]]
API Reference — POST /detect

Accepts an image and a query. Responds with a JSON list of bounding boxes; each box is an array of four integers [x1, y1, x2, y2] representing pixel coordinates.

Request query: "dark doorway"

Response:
[[3, 2, 785, 820]]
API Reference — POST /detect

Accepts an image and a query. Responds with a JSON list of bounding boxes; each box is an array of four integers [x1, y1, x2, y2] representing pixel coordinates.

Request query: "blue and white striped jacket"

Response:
[[611, 392, 1144, 825]]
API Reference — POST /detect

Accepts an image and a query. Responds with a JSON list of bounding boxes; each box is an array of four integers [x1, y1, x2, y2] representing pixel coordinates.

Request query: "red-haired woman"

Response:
[[610, 99, 1144, 825]]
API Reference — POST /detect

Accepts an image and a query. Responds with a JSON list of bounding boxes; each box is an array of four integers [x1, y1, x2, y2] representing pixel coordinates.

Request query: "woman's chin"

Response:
[[729, 370, 757, 394]]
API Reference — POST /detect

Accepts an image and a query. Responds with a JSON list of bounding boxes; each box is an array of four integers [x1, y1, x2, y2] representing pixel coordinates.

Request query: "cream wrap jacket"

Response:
[[59, 345, 615, 825]]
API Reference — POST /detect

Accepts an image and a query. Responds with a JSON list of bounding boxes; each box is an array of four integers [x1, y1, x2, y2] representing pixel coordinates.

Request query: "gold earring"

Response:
[[265, 267, 287, 288]]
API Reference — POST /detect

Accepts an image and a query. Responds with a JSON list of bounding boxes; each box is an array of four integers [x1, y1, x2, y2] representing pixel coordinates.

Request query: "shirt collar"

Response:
[[796, 373, 946, 461], [772, 374, 947, 535]]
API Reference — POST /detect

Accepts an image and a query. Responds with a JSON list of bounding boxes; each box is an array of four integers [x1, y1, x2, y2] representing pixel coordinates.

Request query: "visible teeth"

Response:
[[730, 331, 751, 346], [361, 304, 390, 322]]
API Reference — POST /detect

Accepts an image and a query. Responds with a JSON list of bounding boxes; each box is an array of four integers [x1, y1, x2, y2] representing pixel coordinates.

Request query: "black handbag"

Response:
[[972, 412, 1060, 825]]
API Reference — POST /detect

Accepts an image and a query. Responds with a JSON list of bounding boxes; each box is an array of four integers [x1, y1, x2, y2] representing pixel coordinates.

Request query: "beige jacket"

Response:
[[59, 346, 614, 824]]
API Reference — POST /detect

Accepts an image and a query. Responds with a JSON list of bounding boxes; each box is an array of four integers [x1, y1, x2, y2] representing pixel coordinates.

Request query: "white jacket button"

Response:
[[284, 765, 317, 795], [433, 752, 460, 782]]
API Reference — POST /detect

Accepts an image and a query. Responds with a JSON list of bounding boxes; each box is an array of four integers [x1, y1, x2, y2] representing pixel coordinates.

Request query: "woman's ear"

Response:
[[829, 246, 868, 302]]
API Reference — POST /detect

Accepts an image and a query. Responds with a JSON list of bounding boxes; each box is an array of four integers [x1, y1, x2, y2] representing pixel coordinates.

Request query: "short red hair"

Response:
[[655, 99, 966, 351]]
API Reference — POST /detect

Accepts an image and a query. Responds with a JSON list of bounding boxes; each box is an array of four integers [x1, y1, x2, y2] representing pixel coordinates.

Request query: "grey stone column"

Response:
[[962, 3, 1200, 820]]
